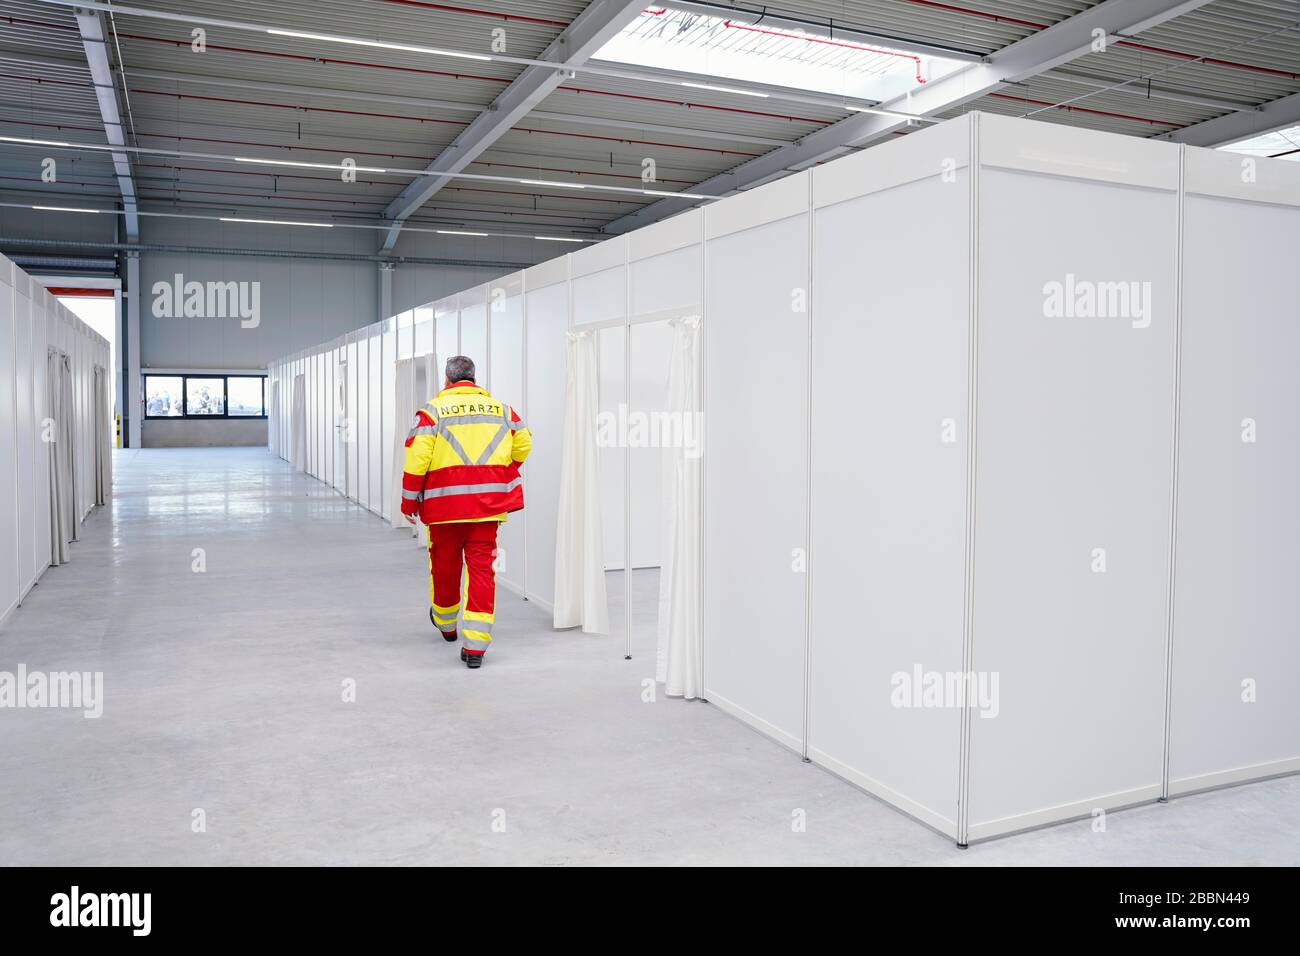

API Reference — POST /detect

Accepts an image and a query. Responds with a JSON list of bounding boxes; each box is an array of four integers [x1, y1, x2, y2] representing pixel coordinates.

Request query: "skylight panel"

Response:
[[1221, 125, 1300, 162], [593, 7, 963, 102]]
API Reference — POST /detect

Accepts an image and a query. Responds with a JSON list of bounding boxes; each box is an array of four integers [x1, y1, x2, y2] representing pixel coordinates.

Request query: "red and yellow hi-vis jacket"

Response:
[[400, 381, 532, 524]]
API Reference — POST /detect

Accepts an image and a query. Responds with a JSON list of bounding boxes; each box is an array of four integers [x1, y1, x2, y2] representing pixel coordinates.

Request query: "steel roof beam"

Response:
[[1161, 90, 1300, 147], [602, 0, 1217, 234], [72, 6, 138, 239], [379, 0, 646, 251]]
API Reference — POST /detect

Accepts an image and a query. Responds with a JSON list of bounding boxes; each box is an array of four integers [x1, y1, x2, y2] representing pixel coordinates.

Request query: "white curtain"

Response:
[[267, 380, 281, 456], [47, 349, 72, 566], [93, 366, 108, 506], [65, 352, 79, 543], [391, 358, 415, 531], [290, 373, 307, 472], [656, 315, 704, 698], [553, 329, 608, 633]]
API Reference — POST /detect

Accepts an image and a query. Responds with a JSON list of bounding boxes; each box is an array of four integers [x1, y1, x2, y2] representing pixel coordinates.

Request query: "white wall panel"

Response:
[[346, 340, 359, 500], [460, 301, 488, 383], [490, 291, 525, 591], [414, 305, 434, 359], [368, 329, 383, 513], [14, 289, 35, 592], [630, 245, 700, 318], [808, 171, 971, 836], [572, 266, 626, 327], [0, 276, 18, 622], [966, 167, 1177, 839], [32, 292, 49, 577], [382, 319, 397, 520], [523, 281, 567, 609], [1170, 194, 1300, 793], [358, 342, 371, 509], [435, 302, 458, 384], [703, 210, 809, 751]]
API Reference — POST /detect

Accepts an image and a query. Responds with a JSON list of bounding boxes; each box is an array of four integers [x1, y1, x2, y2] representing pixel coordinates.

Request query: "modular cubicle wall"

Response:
[[707, 111, 1297, 844], [270, 111, 1300, 844], [0, 253, 113, 630]]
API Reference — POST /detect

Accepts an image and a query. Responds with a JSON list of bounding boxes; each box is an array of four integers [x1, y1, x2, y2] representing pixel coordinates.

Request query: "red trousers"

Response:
[[427, 521, 499, 656]]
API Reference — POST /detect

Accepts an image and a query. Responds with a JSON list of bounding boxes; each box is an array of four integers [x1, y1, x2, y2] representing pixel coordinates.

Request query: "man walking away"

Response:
[[401, 355, 532, 668]]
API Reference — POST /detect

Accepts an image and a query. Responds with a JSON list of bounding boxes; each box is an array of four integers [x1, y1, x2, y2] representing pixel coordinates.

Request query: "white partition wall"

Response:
[[267, 111, 1300, 845], [435, 297, 458, 383], [488, 274, 525, 594], [459, 289, 487, 387], [0, 254, 112, 631], [702, 172, 811, 753], [1169, 149, 1300, 796], [15, 283, 36, 592], [966, 116, 1178, 841], [807, 120, 973, 835], [0, 258, 17, 626], [522, 259, 570, 611]]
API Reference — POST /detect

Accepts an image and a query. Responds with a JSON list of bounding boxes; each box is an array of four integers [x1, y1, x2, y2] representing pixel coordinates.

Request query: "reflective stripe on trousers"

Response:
[[427, 521, 499, 654]]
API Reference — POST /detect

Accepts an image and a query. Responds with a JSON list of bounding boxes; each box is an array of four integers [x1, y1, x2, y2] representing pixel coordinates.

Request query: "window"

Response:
[[145, 376, 184, 417], [227, 376, 265, 416], [144, 374, 267, 419], [185, 377, 226, 416]]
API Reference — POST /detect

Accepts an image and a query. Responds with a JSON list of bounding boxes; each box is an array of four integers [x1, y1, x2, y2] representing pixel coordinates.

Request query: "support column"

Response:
[[125, 250, 141, 449]]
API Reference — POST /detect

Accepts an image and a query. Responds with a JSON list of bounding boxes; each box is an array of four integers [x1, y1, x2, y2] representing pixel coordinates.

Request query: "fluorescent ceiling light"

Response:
[[221, 217, 333, 228], [519, 179, 586, 189], [0, 199, 602, 243], [3, 135, 76, 148], [436, 229, 490, 237], [680, 81, 769, 98], [268, 28, 493, 62], [235, 156, 389, 173]]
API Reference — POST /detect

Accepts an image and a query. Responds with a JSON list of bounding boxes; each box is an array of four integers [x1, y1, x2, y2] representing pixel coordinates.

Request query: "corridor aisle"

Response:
[[0, 449, 1295, 865]]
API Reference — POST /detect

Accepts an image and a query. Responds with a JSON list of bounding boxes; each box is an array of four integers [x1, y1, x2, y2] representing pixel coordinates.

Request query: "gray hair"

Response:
[[445, 355, 476, 384]]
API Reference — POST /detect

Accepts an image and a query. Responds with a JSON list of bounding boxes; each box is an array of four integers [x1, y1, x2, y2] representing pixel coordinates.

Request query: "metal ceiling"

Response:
[[1, 0, 1297, 250]]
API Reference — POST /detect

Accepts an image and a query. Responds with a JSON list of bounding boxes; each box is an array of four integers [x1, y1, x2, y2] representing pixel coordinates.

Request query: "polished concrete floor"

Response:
[[0, 447, 1296, 866]]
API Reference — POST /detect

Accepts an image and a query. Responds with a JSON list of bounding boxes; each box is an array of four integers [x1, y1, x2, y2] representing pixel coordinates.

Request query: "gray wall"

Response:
[[0, 204, 119, 246], [138, 219, 545, 370], [143, 418, 268, 448]]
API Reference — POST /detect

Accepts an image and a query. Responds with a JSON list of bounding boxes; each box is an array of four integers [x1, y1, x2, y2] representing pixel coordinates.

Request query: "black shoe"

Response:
[[430, 607, 458, 642], [460, 648, 483, 669]]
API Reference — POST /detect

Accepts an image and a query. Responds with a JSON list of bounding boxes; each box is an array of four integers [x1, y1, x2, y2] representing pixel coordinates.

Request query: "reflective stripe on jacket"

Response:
[[400, 381, 532, 523]]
